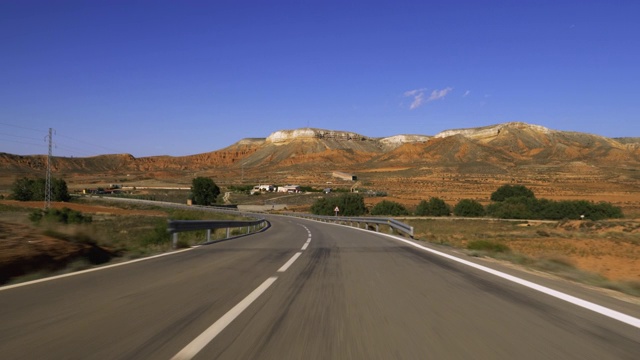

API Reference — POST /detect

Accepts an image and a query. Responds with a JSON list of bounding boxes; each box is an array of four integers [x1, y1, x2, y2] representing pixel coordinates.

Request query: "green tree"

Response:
[[453, 199, 485, 217], [52, 178, 71, 202], [190, 177, 220, 205], [415, 197, 450, 216], [490, 185, 535, 202], [10, 177, 70, 202], [11, 177, 34, 201], [370, 200, 409, 216]]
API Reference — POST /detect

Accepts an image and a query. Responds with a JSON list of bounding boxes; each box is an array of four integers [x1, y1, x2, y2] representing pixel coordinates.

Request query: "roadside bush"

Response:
[[486, 196, 623, 220], [310, 193, 366, 216], [453, 199, 485, 217], [467, 240, 510, 253], [490, 184, 535, 202], [486, 196, 535, 219], [415, 197, 450, 216], [370, 200, 409, 216], [29, 207, 92, 225]]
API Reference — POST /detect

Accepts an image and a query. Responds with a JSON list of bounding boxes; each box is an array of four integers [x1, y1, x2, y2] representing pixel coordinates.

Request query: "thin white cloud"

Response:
[[404, 87, 452, 110], [427, 87, 453, 102], [463, 90, 470, 97], [403, 88, 425, 109]]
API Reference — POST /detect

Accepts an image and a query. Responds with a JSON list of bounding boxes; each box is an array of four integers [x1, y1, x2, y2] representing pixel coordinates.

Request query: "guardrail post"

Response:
[[226, 227, 230, 238], [206, 229, 211, 242], [172, 232, 178, 249], [375, 224, 379, 232]]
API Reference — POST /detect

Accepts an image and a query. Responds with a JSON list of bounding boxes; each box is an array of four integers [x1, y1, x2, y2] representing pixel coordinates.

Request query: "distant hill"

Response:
[[1, 122, 638, 185]]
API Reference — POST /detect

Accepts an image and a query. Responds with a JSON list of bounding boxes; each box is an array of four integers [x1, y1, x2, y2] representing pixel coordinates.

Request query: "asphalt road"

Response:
[[0, 215, 638, 359]]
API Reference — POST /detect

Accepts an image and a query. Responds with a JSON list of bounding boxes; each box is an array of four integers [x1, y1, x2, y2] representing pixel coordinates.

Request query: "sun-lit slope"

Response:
[[432, 122, 639, 164], [233, 128, 384, 169]]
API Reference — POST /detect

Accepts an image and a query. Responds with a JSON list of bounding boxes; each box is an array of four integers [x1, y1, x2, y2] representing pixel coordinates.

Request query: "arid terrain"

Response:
[[1, 122, 639, 288]]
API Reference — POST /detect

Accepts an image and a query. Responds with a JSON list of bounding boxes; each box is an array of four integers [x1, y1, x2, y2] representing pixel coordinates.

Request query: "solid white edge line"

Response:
[[311, 220, 640, 329], [171, 276, 278, 360], [0, 247, 195, 292], [278, 252, 302, 272]]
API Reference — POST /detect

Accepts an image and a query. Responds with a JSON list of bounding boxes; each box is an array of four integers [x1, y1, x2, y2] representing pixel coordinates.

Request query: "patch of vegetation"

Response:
[[466, 240, 510, 253], [491, 184, 535, 202], [10, 177, 70, 202], [141, 221, 170, 246], [228, 185, 254, 194], [189, 177, 220, 205], [29, 207, 93, 224], [310, 193, 366, 216], [486, 185, 623, 220], [415, 197, 451, 216], [453, 199, 485, 217], [370, 200, 409, 216]]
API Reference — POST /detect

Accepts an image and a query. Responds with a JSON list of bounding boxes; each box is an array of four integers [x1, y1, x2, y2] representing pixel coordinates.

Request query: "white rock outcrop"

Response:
[[266, 128, 368, 143], [434, 122, 551, 139]]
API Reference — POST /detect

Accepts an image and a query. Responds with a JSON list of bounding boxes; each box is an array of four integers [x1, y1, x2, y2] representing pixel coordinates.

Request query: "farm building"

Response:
[[277, 185, 301, 193], [250, 184, 275, 194], [332, 171, 358, 181]]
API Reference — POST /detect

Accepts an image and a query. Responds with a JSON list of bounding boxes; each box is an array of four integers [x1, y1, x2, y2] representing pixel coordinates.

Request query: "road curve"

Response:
[[0, 215, 638, 359]]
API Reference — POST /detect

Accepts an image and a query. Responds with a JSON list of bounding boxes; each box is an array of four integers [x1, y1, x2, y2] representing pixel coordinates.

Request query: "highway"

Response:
[[0, 215, 638, 359]]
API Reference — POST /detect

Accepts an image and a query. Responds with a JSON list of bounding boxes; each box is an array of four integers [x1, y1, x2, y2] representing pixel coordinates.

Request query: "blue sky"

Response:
[[1, 0, 638, 157]]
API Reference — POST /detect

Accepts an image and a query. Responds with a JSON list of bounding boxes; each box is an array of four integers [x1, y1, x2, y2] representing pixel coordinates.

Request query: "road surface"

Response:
[[0, 215, 638, 359]]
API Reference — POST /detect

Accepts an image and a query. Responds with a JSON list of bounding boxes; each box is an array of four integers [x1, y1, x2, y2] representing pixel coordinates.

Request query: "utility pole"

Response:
[[44, 128, 53, 209]]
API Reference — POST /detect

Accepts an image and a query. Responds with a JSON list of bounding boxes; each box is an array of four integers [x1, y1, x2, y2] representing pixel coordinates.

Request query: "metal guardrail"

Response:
[[167, 218, 267, 249], [80, 195, 412, 240], [286, 213, 414, 238], [79, 195, 266, 248]]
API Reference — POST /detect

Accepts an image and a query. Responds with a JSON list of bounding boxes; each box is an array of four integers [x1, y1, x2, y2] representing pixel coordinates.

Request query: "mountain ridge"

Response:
[[1, 122, 638, 184]]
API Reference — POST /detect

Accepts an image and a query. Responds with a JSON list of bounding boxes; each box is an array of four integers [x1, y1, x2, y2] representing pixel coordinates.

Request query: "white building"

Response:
[[277, 185, 301, 193]]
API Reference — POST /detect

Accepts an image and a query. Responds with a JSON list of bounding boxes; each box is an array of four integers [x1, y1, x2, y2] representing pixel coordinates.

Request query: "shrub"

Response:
[[370, 200, 409, 216], [467, 240, 510, 253], [486, 196, 535, 219], [453, 199, 485, 217], [30, 207, 92, 224], [490, 184, 536, 202], [485, 190, 623, 220], [10, 177, 70, 202], [415, 197, 450, 216], [310, 193, 366, 216]]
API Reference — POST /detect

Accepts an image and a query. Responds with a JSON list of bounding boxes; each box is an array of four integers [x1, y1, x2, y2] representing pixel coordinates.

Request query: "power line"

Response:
[[0, 122, 44, 133], [56, 133, 123, 154], [0, 132, 43, 142], [0, 137, 47, 149]]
